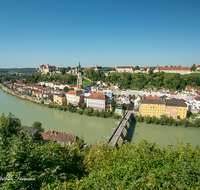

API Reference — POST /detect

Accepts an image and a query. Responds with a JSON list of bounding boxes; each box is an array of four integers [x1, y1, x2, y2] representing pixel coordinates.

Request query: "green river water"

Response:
[[0, 88, 200, 147]]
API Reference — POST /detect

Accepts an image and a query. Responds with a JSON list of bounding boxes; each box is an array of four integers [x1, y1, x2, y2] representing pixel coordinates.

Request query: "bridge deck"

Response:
[[108, 111, 132, 146]]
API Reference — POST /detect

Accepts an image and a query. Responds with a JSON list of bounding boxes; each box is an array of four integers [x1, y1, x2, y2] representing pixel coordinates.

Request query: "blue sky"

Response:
[[0, 0, 200, 68]]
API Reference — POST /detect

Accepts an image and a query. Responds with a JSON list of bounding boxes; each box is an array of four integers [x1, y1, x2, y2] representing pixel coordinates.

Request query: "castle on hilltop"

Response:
[[38, 64, 59, 75]]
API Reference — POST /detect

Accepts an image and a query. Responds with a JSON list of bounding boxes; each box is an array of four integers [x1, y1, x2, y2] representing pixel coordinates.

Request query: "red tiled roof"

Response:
[[154, 95, 158, 99], [77, 84, 83, 89], [68, 84, 77, 87], [186, 86, 197, 91], [148, 95, 153, 99], [83, 68, 92, 71], [40, 130, 78, 142], [66, 90, 76, 95], [160, 67, 190, 70], [87, 93, 108, 100], [116, 66, 133, 68]]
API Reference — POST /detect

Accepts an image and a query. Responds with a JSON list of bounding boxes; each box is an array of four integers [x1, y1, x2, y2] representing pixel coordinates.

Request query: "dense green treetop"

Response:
[[191, 63, 197, 71], [0, 113, 200, 189]]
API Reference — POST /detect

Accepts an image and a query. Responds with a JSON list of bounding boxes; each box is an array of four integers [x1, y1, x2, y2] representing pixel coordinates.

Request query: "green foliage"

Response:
[[0, 113, 22, 138], [25, 72, 77, 85], [41, 100, 44, 104], [60, 67, 66, 75], [63, 86, 69, 92], [84, 107, 94, 116], [10, 79, 16, 84], [82, 79, 92, 86], [48, 103, 54, 108], [106, 110, 112, 118], [80, 103, 86, 110], [67, 103, 74, 112], [32, 121, 44, 132], [93, 110, 100, 117], [111, 99, 116, 112], [144, 116, 151, 124], [0, 113, 200, 189], [191, 63, 196, 71], [77, 110, 83, 115], [46, 140, 200, 189], [134, 65, 140, 70], [58, 105, 63, 110]]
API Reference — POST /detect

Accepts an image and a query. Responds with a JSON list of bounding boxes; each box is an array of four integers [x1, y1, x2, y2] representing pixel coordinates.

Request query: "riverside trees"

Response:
[[0, 113, 200, 189]]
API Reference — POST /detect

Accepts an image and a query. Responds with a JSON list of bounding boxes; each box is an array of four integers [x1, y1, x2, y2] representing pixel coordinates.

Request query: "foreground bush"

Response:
[[44, 140, 200, 189], [1, 113, 200, 189]]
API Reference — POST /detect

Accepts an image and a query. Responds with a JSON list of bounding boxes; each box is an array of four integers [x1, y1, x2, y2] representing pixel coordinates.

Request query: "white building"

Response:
[[115, 66, 134, 73], [194, 97, 200, 110], [154, 66, 191, 74], [94, 65, 102, 72], [66, 90, 84, 106], [38, 64, 58, 74], [86, 93, 111, 111]]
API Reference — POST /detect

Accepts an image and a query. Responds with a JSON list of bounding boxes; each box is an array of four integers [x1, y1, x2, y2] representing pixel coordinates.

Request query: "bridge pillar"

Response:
[[115, 142, 119, 149], [125, 125, 130, 132], [120, 132, 125, 140]]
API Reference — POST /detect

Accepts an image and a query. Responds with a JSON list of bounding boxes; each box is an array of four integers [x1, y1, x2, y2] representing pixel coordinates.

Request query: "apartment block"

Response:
[[140, 99, 187, 119]]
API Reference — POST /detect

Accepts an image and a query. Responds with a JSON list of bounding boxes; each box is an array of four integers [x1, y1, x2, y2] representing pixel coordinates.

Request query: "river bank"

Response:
[[1, 84, 200, 147], [0, 84, 121, 120]]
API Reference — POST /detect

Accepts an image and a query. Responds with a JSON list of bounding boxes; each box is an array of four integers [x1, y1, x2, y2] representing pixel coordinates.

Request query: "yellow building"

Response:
[[140, 99, 187, 119], [53, 93, 66, 105], [177, 107, 187, 119], [140, 99, 165, 118]]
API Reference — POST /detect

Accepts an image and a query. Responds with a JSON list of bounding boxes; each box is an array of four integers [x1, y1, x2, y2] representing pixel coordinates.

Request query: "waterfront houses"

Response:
[[140, 99, 187, 119], [66, 90, 84, 106], [53, 93, 66, 105]]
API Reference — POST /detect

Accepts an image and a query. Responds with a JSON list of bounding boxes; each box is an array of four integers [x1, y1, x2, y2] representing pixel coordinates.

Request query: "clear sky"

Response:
[[0, 0, 200, 68]]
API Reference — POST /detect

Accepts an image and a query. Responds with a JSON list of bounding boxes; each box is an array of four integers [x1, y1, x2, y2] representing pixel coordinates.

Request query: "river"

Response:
[[0, 88, 200, 147]]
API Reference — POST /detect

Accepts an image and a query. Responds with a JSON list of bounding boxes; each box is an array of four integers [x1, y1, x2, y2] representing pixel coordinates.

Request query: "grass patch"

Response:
[[83, 79, 92, 86]]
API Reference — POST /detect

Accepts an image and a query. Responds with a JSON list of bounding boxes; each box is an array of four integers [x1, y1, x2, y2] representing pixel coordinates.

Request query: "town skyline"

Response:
[[0, 0, 200, 68]]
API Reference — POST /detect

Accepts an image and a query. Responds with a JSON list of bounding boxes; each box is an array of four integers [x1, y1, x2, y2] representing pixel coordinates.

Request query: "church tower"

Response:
[[77, 62, 82, 88]]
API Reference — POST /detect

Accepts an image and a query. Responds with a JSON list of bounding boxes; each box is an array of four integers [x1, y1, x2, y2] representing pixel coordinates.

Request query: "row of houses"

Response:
[[140, 99, 187, 119]]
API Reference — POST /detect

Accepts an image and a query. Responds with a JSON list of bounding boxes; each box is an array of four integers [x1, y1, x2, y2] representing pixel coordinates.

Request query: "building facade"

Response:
[[86, 93, 111, 111], [38, 64, 58, 74], [66, 90, 84, 106], [94, 65, 102, 72], [53, 93, 66, 105], [115, 66, 134, 73], [140, 99, 187, 119], [154, 66, 191, 74]]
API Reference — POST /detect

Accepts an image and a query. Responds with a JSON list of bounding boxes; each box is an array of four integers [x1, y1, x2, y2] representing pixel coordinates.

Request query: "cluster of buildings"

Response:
[[3, 63, 200, 120]]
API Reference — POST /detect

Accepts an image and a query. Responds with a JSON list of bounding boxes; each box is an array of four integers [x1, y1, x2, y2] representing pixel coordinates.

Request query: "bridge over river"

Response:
[[108, 111, 133, 147]]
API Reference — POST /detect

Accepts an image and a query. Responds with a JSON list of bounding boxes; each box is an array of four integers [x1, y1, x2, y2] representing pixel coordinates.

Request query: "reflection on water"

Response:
[[1, 89, 200, 147]]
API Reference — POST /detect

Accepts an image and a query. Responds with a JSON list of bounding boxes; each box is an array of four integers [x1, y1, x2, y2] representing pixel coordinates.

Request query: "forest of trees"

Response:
[[84, 69, 200, 91], [134, 114, 200, 128], [25, 72, 78, 85], [1, 67, 200, 92], [0, 113, 200, 189]]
